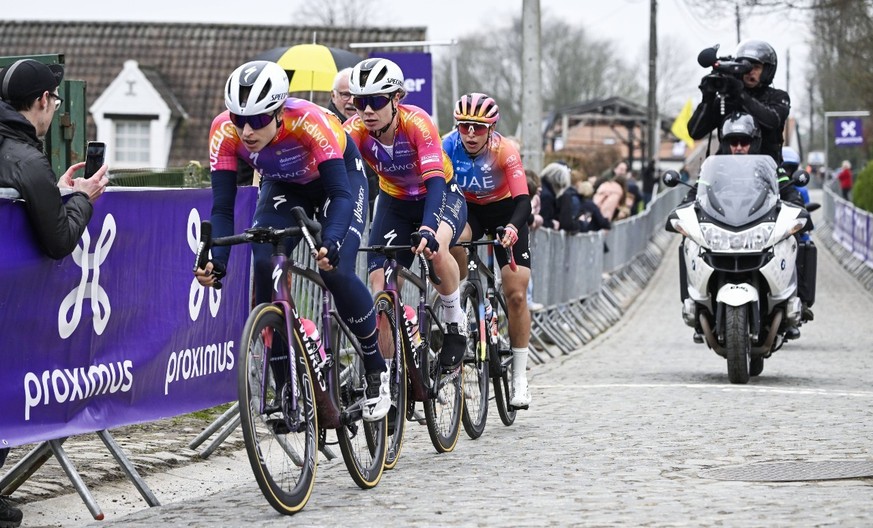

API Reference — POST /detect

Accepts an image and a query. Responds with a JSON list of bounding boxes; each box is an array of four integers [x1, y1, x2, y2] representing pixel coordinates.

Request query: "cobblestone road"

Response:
[[16, 201, 873, 527]]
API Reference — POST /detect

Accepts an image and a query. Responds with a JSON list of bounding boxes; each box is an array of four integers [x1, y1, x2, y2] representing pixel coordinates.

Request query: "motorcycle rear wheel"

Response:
[[725, 305, 751, 384]]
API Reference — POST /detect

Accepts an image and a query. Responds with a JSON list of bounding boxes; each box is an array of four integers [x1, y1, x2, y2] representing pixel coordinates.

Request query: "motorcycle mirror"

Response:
[[662, 170, 682, 188], [793, 170, 810, 187]]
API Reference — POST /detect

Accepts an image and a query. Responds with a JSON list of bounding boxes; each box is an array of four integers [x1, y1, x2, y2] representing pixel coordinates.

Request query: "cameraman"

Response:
[[688, 39, 790, 164]]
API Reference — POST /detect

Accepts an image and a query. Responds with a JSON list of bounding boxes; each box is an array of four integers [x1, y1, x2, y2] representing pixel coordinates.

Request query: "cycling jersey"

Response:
[[209, 98, 346, 184], [344, 104, 454, 200], [442, 131, 527, 205]]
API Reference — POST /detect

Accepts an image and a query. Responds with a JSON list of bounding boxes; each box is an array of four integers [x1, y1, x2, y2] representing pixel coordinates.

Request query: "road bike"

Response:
[[363, 235, 464, 469], [194, 207, 386, 514], [456, 228, 520, 433]]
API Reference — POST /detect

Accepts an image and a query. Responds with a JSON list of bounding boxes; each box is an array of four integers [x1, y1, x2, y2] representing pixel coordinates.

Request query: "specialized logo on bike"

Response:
[[187, 209, 221, 321], [58, 214, 116, 339]]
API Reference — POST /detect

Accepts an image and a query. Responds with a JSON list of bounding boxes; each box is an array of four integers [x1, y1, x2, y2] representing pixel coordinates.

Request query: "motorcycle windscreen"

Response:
[[696, 155, 779, 227]]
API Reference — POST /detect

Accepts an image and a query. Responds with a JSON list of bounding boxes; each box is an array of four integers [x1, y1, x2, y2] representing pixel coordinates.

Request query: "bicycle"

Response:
[[456, 227, 520, 434], [194, 207, 386, 514], [362, 234, 465, 469]]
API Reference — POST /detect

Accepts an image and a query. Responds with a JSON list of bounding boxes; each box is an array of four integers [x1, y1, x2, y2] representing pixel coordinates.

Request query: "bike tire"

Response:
[[375, 292, 408, 470], [725, 304, 751, 384], [491, 293, 517, 426], [332, 321, 387, 489], [424, 317, 464, 453], [460, 283, 489, 439], [238, 304, 318, 515]]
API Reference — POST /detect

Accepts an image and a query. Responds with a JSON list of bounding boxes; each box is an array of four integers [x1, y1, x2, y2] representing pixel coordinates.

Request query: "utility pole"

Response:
[[646, 0, 658, 167], [735, 2, 741, 42], [521, 0, 543, 173]]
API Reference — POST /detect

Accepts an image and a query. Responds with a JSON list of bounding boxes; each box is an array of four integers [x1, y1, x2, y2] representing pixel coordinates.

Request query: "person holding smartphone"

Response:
[[0, 59, 109, 261]]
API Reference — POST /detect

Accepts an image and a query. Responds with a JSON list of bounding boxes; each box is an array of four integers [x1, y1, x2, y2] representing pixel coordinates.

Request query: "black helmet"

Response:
[[734, 39, 777, 86], [720, 112, 761, 153]]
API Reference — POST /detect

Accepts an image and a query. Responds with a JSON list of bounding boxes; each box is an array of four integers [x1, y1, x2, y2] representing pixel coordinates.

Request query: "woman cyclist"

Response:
[[344, 58, 468, 370], [443, 93, 532, 408], [194, 60, 390, 423]]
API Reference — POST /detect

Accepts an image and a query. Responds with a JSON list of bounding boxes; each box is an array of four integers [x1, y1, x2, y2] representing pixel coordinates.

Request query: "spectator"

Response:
[[625, 170, 644, 215], [576, 180, 611, 232], [0, 57, 109, 528], [594, 175, 626, 221], [0, 59, 109, 260], [539, 162, 571, 230], [328, 67, 378, 219], [595, 159, 628, 190], [837, 160, 853, 200], [555, 169, 586, 233]]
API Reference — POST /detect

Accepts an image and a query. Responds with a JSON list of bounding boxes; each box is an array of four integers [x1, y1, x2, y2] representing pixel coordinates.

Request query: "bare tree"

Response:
[[293, 0, 381, 26]]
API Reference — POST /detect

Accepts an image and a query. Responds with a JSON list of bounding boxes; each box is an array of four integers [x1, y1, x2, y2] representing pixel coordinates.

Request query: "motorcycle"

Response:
[[663, 155, 812, 384]]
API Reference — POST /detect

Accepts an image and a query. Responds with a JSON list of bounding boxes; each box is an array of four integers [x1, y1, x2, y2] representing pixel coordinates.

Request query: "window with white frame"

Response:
[[114, 119, 151, 165]]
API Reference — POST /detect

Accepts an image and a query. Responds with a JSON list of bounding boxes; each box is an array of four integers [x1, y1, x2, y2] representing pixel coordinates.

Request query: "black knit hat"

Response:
[[0, 59, 64, 104]]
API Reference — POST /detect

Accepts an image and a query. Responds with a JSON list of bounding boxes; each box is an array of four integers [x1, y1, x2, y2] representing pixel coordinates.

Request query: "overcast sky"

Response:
[[4, 0, 811, 112]]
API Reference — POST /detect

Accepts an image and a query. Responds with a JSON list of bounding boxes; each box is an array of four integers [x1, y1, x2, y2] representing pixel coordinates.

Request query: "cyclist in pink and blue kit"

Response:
[[443, 93, 533, 408], [195, 61, 389, 422], [344, 58, 468, 370]]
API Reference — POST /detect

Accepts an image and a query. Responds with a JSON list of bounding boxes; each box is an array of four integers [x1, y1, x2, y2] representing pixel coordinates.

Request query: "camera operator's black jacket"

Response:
[[688, 84, 790, 163], [0, 100, 92, 259]]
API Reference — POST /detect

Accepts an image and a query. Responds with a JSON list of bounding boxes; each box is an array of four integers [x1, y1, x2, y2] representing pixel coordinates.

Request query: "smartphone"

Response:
[[83, 141, 106, 179]]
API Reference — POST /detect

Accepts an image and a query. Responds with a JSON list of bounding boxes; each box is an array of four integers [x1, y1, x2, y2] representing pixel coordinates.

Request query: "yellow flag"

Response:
[[671, 99, 695, 149]]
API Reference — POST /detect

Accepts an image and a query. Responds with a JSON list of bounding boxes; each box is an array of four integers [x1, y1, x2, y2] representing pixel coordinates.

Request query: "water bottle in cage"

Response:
[[403, 304, 422, 348], [300, 317, 329, 369], [484, 302, 498, 345]]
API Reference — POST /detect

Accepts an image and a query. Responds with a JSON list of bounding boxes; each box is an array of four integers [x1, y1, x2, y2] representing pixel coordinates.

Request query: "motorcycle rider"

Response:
[[688, 39, 790, 164]]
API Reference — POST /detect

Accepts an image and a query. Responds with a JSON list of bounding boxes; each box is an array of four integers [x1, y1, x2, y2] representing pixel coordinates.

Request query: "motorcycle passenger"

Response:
[[196, 61, 390, 423], [688, 39, 790, 164], [443, 92, 533, 408], [343, 58, 469, 371]]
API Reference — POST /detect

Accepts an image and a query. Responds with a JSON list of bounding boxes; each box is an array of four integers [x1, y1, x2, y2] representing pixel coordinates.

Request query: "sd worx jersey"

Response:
[[442, 131, 527, 205], [209, 98, 346, 183], [344, 104, 454, 200]]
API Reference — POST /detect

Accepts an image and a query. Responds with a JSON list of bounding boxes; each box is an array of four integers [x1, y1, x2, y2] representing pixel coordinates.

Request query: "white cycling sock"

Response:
[[439, 289, 464, 325]]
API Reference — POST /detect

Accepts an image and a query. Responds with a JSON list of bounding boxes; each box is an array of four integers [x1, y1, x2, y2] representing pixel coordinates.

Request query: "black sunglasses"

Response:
[[229, 109, 278, 130], [352, 95, 392, 111], [728, 137, 751, 147]]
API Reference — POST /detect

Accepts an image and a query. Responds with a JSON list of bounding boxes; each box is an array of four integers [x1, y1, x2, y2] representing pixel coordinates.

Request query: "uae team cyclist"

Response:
[[194, 61, 390, 422], [443, 93, 532, 408], [343, 58, 468, 370]]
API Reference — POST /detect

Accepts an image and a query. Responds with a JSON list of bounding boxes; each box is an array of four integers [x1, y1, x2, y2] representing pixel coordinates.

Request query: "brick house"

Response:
[[0, 21, 426, 169]]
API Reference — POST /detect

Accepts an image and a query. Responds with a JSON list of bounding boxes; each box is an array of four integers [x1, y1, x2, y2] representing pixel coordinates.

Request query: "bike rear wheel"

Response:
[[461, 283, 489, 439], [332, 320, 386, 489], [491, 294, 517, 426], [238, 304, 317, 515], [375, 292, 408, 470], [424, 320, 464, 453]]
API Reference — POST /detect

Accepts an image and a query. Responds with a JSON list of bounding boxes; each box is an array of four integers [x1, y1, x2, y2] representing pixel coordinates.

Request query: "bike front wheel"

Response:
[[461, 283, 489, 439], [491, 294, 517, 426], [332, 320, 387, 489], [424, 320, 464, 453], [238, 304, 318, 515], [375, 292, 408, 470]]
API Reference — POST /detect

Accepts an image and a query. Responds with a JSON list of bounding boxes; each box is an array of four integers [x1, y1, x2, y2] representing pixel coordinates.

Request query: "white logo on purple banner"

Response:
[[188, 209, 221, 320], [58, 214, 116, 339]]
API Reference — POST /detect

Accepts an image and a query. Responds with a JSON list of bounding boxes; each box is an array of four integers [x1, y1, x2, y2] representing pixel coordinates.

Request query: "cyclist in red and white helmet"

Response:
[[344, 57, 469, 371], [197, 60, 390, 422], [443, 92, 533, 408]]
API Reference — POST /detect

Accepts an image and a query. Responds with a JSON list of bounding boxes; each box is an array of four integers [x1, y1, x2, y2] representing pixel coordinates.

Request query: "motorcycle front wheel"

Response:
[[724, 304, 751, 384]]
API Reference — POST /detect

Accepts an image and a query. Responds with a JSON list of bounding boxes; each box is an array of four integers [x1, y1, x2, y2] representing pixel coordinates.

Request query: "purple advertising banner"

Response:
[[370, 51, 433, 115], [0, 187, 257, 448], [834, 117, 864, 147]]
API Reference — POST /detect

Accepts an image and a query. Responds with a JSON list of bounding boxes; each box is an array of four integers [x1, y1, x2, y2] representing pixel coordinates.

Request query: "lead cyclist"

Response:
[[444, 93, 533, 408]]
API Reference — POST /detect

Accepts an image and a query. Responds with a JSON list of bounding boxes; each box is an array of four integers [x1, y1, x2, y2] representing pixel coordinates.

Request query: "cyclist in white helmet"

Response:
[[196, 60, 390, 423], [344, 58, 469, 371]]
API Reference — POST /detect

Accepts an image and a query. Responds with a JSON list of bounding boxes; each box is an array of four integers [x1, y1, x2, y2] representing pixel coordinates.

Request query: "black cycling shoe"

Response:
[[440, 323, 466, 369], [0, 496, 22, 528]]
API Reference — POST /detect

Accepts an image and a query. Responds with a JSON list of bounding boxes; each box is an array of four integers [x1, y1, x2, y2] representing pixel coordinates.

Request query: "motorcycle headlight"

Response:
[[699, 222, 775, 251]]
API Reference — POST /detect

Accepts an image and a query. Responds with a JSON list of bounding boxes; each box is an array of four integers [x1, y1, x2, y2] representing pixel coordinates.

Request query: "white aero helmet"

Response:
[[225, 60, 288, 115], [349, 58, 404, 96]]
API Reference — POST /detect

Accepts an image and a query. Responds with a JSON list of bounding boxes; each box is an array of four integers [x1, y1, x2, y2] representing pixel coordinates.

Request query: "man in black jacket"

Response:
[[688, 39, 790, 164], [0, 59, 108, 260]]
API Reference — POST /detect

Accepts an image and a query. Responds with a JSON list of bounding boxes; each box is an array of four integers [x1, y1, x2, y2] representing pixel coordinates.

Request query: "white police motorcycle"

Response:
[[663, 155, 811, 384]]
